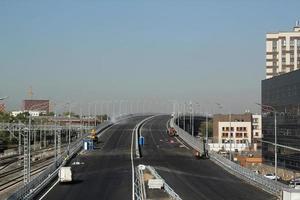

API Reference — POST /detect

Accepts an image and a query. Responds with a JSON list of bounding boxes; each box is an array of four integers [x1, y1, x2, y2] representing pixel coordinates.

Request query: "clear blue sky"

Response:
[[1, 0, 299, 114]]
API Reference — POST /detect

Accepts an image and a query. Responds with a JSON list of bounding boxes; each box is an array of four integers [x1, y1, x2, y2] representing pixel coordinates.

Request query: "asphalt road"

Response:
[[40, 116, 146, 200], [139, 115, 276, 200]]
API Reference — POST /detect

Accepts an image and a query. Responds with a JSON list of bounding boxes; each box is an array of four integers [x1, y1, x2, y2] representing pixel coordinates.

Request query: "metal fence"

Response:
[[7, 138, 83, 200], [7, 115, 137, 200], [145, 165, 182, 200], [170, 117, 288, 196], [134, 166, 146, 200], [170, 118, 205, 156], [209, 151, 287, 196]]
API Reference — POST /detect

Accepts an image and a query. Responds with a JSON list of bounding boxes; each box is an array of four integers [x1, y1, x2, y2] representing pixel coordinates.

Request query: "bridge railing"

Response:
[[209, 151, 287, 196], [7, 115, 140, 200], [7, 137, 83, 200], [145, 165, 182, 200], [170, 116, 287, 196], [170, 117, 205, 156]]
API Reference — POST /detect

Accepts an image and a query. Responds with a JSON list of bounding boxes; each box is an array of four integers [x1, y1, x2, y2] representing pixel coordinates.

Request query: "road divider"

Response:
[[8, 114, 142, 200], [170, 116, 288, 197]]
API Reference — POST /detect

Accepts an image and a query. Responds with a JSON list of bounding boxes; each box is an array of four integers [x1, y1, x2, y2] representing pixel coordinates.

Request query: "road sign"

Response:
[[139, 136, 145, 146]]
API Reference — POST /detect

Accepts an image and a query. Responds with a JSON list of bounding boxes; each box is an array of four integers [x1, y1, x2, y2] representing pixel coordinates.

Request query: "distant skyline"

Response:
[[1, 0, 300, 114]]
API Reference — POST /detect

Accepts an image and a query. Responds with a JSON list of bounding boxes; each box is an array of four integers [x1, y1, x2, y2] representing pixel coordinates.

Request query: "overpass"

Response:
[[6, 114, 288, 199]]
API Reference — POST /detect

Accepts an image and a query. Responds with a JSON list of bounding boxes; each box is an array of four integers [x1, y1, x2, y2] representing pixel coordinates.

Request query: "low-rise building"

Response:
[[23, 99, 50, 114], [0, 103, 5, 112], [213, 113, 262, 146], [11, 110, 41, 117]]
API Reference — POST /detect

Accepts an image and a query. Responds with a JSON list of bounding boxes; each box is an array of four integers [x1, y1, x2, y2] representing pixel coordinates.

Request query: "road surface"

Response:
[[139, 115, 276, 200], [40, 116, 146, 200]]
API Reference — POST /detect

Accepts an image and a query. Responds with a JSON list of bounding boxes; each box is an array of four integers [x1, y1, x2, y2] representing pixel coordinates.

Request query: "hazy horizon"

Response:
[[1, 0, 300, 114]]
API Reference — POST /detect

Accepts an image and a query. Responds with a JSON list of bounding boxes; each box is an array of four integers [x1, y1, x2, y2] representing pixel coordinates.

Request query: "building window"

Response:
[[222, 132, 228, 137], [291, 40, 295, 47], [255, 132, 259, 136], [282, 39, 286, 46], [244, 133, 248, 137]]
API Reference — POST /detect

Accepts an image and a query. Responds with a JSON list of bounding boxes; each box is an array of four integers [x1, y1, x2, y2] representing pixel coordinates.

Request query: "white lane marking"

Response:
[[39, 122, 121, 199], [39, 179, 59, 200], [175, 137, 190, 150], [166, 119, 171, 129]]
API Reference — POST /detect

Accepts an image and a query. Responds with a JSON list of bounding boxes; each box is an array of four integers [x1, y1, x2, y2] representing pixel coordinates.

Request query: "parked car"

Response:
[[289, 180, 300, 189], [264, 173, 280, 180]]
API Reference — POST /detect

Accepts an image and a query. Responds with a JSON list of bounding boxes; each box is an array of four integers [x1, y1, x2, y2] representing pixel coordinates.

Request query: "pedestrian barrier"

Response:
[[7, 114, 141, 200], [170, 117, 288, 197], [169, 117, 205, 156]]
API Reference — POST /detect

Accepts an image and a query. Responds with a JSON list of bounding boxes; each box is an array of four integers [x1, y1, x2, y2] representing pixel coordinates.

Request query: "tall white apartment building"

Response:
[[266, 22, 300, 79]]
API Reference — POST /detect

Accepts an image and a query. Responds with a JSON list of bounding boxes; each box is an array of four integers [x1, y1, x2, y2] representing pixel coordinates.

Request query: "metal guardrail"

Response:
[[7, 114, 141, 200], [0, 123, 94, 131], [209, 151, 287, 196], [170, 118, 205, 156], [134, 116, 156, 158], [7, 138, 83, 200], [134, 167, 146, 200], [145, 165, 182, 200], [170, 117, 288, 196]]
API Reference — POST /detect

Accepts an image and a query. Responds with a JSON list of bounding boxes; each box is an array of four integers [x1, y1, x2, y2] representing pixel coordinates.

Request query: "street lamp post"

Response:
[[183, 103, 186, 131], [229, 113, 232, 161], [256, 103, 278, 181], [215, 103, 232, 160], [205, 113, 208, 142], [94, 102, 97, 127]]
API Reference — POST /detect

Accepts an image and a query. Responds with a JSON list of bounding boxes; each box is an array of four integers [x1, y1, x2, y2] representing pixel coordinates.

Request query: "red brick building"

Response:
[[23, 100, 50, 113], [0, 103, 5, 112]]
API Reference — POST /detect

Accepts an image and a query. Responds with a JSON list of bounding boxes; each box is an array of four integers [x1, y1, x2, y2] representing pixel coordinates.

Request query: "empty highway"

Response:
[[40, 116, 147, 200], [39, 115, 276, 200], [139, 115, 276, 200]]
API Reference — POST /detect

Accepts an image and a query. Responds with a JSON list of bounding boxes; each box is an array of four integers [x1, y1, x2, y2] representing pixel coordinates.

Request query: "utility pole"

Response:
[[256, 103, 278, 181], [229, 113, 232, 161], [94, 103, 97, 127], [205, 113, 208, 142], [68, 103, 71, 152], [274, 111, 278, 181], [183, 103, 186, 131]]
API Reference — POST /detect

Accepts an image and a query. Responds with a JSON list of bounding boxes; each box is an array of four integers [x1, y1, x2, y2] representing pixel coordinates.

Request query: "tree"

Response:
[[0, 111, 12, 122], [14, 112, 30, 123], [63, 112, 79, 118], [199, 120, 213, 138]]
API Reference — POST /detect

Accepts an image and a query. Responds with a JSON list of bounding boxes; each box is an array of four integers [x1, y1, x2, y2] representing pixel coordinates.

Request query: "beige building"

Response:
[[213, 114, 252, 145], [252, 114, 262, 142], [266, 22, 300, 79], [213, 114, 262, 145]]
